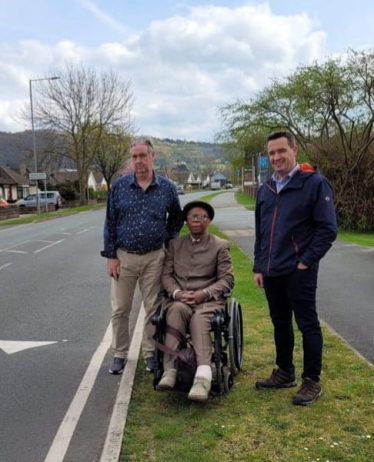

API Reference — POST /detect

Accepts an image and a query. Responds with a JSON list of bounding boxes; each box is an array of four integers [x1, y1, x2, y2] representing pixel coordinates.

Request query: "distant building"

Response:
[[0, 164, 36, 201]]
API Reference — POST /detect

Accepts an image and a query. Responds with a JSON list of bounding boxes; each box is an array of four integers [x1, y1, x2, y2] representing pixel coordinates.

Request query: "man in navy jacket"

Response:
[[254, 131, 337, 405]]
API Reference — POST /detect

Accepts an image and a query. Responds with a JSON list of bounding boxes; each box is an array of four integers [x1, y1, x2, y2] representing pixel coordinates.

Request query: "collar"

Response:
[[130, 171, 159, 188], [271, 163, 300, 183]]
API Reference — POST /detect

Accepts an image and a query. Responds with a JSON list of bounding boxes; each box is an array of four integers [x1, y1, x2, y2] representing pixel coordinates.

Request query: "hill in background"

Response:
[[0, 131, 230, 178]]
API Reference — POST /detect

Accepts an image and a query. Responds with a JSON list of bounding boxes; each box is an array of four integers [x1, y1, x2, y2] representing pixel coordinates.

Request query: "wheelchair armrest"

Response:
[[151, 304, 168, 327]]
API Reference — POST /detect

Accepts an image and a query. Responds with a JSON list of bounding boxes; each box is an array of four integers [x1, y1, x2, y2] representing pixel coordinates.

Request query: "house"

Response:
[[87, 171, 107, 191], [48, 169, 79, 186], [0, 164, 36, 202], [210, 172, 229, 187]]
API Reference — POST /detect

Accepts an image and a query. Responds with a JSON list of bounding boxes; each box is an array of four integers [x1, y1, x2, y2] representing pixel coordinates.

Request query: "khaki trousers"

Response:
[[111, 247, 165, 359], [163, 300, 224, 369]]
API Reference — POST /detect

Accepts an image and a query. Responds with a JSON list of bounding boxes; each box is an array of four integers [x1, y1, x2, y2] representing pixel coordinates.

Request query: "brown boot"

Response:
[[255, 368, 297, 389], [292, 378, 322, 405]]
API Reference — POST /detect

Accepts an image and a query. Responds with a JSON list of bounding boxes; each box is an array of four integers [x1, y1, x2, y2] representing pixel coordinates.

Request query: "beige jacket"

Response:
[[162, 233, 234, 301]]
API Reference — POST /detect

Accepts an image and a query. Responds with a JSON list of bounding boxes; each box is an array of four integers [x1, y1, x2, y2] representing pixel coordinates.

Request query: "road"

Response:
[[0, 191, 372, 462], [0, 210, 144, 462]]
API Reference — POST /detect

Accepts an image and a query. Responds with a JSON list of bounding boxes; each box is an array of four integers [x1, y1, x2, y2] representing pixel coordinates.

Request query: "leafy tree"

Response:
[[31, 64, 134, 204], [94, 128, 131, 190], [220, 49, 374, 230]]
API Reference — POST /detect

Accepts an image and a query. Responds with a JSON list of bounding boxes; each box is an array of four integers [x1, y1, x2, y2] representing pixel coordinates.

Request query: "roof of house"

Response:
[[211, 172, 228, 181], [0, 165, 32, 186], [49, 170, 79, 184]]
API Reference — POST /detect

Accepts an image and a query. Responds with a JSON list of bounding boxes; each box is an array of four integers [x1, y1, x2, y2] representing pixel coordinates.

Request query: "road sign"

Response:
[[29, 172, 47, 180]]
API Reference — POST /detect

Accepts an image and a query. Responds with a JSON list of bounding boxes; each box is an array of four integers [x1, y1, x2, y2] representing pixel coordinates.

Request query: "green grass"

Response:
[[121, 225, 374, 462], [0, 203, 105, 226], [338, 231, 374, 247], [235, 191, 256, 211]]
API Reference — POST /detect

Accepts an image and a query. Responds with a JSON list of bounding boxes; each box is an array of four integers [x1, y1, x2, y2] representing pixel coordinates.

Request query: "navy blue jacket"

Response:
[[253, 166, 338, 277]]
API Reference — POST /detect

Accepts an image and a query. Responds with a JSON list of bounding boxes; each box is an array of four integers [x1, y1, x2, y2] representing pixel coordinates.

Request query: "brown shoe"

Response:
[[255, 368, 297, 389], [293, 378, 322, 405]]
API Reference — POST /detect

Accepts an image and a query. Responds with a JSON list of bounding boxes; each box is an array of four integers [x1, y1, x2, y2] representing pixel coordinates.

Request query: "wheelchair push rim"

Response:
[[227, 298, 244, 375]]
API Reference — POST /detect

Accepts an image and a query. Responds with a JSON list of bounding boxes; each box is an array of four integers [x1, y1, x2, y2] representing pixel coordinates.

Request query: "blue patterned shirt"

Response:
[[102, 173, 183, 258]]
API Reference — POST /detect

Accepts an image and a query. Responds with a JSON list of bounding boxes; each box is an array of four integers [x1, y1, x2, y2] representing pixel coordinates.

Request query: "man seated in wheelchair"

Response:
[[156, 200, 234, 401]]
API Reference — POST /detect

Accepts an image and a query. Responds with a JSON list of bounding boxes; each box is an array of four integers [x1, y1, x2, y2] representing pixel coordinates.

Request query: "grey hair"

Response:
[[130, 136, 154, 154]]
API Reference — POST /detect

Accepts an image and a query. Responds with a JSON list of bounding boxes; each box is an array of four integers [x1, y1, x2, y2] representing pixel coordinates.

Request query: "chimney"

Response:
[[20, 163, 27, 176]]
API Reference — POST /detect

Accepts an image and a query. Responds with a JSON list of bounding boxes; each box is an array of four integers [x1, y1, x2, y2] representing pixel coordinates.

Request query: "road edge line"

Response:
[[100, 304, 145, 462], [44, 323, 112, 462], [321, 319, 374, 369]]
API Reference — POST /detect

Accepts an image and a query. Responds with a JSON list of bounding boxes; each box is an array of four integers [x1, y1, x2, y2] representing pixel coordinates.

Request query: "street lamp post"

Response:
[[29, 76, 60, 214]]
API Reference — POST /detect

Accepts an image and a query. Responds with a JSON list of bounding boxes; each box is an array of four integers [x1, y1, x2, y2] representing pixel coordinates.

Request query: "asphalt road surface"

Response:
[[0, 209, 143, 462]]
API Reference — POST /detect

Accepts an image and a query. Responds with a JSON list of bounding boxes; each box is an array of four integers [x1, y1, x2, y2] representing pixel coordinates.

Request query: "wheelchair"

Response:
[[151, 292, 244, 395]]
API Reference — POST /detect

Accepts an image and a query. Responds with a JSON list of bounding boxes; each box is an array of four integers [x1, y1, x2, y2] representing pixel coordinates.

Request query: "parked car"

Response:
[[0, 198, 10, 207], [225, 183, 233, 189], [16, 191, 62, 210], [210, 181, 221, 190], [176, 185, 185, 195]]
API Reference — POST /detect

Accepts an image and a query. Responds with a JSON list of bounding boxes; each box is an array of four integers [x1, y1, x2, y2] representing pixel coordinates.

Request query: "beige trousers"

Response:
[[110, 247, 165, 359], [162, 300, 224, 370]]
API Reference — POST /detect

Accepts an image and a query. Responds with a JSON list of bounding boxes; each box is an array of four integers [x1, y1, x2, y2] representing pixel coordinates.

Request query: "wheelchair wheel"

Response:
[[223, 366, 233, 394], [227, 298, 244, 375]]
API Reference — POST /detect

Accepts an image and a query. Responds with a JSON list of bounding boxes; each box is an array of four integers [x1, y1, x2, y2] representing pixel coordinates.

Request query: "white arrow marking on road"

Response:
[[0, 340, 58, 355]]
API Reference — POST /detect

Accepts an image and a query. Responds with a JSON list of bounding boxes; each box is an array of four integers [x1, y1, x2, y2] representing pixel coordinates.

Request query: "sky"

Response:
[[0, 0, 373, 141]]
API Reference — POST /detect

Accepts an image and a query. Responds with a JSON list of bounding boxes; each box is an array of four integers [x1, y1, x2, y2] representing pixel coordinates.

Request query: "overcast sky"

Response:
[[0, 0, 373, 141]]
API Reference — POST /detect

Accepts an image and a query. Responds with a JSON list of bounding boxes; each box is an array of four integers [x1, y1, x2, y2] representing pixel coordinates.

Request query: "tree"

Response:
[[31, 64, 134, 204], [220, 49, 374, 230], [94, 127, 131, 190]]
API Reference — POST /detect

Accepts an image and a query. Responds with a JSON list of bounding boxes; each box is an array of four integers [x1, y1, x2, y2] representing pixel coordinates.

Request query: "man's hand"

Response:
[[297, 262, 308, 270], [175, 290, 206, 306], [107, 258, 121, 280], [254, 273, 264, 288], [193, 290, 207, 305]]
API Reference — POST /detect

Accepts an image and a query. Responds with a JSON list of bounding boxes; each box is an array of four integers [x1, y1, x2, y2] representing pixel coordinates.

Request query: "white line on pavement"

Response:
[[100, 305, 145, 462], [44, 323, 112, 462], [33, 239, 65, 253], [0, 262, 13, 270], [76, 228, 89, 234]]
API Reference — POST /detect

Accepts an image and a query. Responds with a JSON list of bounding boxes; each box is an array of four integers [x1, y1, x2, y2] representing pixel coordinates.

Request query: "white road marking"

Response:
[[100, 305, 144, 462], [4, 240, 31, 253], [0, 340, 58, 354], [62, 232, 72, 235], [5, 249, 28, 254], [76, 228, 89, 234], [33, 239, 65, 253], [0, 262, 13, 271], [44, 323, 112, 462], [76, 226, 95, 235]]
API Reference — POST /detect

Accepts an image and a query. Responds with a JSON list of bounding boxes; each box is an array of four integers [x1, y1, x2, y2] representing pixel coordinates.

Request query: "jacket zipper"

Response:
[[266, 186, 279, 275]]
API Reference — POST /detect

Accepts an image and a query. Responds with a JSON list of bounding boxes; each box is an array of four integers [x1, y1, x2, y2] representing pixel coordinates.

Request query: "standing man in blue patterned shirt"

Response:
[[101, 137, 183, 375]]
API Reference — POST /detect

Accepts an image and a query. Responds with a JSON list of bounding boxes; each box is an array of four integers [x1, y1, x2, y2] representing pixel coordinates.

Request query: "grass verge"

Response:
[[338, 231, 374, 247], [235, 191, 256, 211], [121, 225, 373, 462]]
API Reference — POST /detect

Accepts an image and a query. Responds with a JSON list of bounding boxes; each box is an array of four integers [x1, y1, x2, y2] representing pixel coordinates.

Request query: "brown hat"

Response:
[[182, 201, 215, 221]]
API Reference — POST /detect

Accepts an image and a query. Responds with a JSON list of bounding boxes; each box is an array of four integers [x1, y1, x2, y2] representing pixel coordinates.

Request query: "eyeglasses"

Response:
[[186, 214, 209, 222]]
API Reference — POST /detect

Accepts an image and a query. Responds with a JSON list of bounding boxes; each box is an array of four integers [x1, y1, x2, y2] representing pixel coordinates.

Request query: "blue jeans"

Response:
[[263, 265, 322, 382]]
